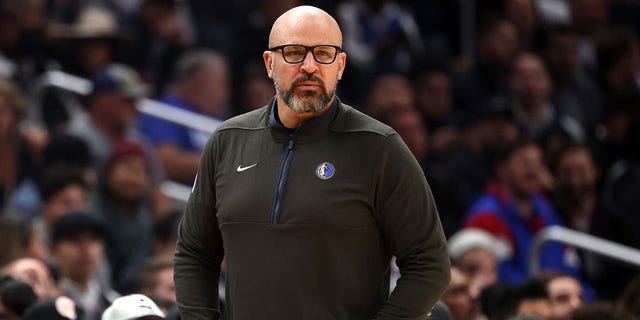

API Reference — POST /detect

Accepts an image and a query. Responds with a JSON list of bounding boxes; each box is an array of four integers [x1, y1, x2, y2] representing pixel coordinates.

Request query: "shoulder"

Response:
[[533, 194, 562, 222], [202, 106, 269, 153], [333, 102, 396, 138], [466, 194, 503, 219], [215, 106, 270, 133]]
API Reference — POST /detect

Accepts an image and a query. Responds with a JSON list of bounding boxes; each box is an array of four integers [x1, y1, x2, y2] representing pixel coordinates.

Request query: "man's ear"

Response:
[[263, 51, 274, 79], [337, 51, 347, 80]]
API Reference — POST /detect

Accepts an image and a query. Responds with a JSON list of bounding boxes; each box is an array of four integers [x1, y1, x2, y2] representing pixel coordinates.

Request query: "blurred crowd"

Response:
[[1, 0, 640, 319]]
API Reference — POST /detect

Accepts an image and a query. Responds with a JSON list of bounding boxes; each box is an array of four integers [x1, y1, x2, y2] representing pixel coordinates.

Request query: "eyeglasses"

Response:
[[269, 44, 342, 64]]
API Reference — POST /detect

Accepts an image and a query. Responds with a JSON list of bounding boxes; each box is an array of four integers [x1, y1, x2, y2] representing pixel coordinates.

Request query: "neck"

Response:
[[66, 276, 90, 290], [559, 191, 595, 218], [511, 190, 535, 220], [515, 100, 548, 124], [172, 87, 203, 113], [516, 199, 535, 220], [94, 116, 124, 141], [276, 98, 332, 129], [107, 191, 141, 215], [115, 201, 139, 215], [553, 73, 573, 88]]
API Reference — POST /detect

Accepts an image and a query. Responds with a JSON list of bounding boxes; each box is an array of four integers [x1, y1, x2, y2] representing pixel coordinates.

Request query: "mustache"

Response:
[[292, 74, 326, 89]]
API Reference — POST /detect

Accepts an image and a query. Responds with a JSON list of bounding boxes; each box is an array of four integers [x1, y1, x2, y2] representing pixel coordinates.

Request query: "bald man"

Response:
[[174, 6, 450, 320]]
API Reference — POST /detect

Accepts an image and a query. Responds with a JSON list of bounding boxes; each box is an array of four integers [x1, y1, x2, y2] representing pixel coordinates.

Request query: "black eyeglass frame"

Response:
[[268, 44, 343, 64]]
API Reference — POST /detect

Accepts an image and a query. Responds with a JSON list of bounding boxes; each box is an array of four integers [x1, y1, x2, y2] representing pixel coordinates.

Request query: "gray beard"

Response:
[[274, 75, 335, 114]]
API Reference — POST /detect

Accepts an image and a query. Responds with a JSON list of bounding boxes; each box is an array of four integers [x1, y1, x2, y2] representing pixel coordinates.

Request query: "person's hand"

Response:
[[3, 258, 60, 299], [20, 122, 49, 155]]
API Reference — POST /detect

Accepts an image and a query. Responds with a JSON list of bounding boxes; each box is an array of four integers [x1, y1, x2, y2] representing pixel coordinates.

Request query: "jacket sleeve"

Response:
[[372, 133, 451, 320], [174, 134, 224, 320]]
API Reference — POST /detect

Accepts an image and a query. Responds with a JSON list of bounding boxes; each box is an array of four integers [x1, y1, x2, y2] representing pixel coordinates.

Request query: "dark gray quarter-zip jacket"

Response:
[[174, 98, 450, 320]]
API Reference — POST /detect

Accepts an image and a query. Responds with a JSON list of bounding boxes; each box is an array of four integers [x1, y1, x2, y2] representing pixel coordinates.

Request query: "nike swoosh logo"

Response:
[[236, 163, 257, 172]]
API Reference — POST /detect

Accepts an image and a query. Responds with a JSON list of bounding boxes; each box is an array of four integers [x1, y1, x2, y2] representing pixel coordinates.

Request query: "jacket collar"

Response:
[[268, 97, 339, 143]]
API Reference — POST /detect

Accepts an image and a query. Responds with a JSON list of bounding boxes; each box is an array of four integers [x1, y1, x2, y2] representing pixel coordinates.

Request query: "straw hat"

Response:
[[48, 7, 126, 42]]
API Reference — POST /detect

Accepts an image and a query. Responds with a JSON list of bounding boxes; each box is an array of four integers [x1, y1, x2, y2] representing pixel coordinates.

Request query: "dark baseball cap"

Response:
[[51, 212, 105, 243], [22, 296, 80, 320], [90, 63, 147, 99]]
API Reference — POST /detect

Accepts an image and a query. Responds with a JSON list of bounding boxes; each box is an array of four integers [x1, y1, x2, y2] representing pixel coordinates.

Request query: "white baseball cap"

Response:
[[102, 294, 165, 320]]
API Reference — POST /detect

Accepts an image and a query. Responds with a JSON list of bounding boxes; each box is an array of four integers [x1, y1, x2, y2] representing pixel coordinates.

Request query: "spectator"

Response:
[[507, 52, 585, 158], [38, 164, 91, 237], [47, 6, 128, 79], [425, 107, 519, 236], [50, 212, 118, 320], [9, 134, 97, 220], [448, 228, 511, 293], [365, 73, 415, 117], [41, 6, 131, 133], [439, 266, 483, 320], [235, 62, 275, 115], [545, 274, 584, 320], [122, 0, 192, 96], [539, 26, 604, 139], [463, 138, 580, 284], [453, 14, 518, 114], [501, 278, 551, 320], [66, 62, 142, 164], [551, 144, 600, 232], [101, 293, 165, 320], [412, 66, 453, 127], [138, 49, 229, 184], [90, 140, 154, 294], [137, 255, 175, 311], [411, 66, 461, 154], [17, 136, 95, 236], [374, 107, 428, 165], [66, 63, 164, 184]]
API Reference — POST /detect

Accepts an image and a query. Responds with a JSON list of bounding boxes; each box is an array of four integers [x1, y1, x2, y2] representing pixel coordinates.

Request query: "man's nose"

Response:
[[569, 295, 582, 309], [300, 50, 319, 73]]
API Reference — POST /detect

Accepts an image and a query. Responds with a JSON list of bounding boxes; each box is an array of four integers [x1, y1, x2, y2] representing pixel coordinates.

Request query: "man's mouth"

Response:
[[295, 82, 320, 91]]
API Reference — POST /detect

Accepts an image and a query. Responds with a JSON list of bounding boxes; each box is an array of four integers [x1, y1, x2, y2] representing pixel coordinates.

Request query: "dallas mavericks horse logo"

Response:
[[315, 162, 335, 180]]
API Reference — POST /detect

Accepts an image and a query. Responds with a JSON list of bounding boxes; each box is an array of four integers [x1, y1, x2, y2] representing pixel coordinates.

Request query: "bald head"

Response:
[[269, 5, 342, 48], [263, 5, 347, 126]]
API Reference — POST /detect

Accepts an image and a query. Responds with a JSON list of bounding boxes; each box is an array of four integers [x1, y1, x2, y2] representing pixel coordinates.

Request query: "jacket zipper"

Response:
[[270, 132, 296, 223]]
